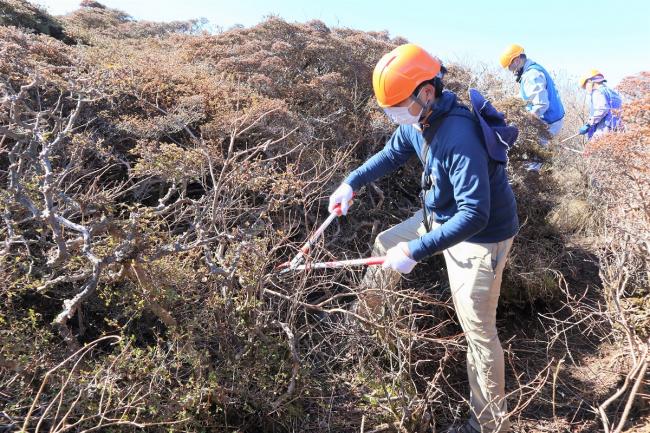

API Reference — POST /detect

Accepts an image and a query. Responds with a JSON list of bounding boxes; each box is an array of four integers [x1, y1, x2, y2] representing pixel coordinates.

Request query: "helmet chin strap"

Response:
[[412, 89, 434, 124], [419, 105, 434, 124]]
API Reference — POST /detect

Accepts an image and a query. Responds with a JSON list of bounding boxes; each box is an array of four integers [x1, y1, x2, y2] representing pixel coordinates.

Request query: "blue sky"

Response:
[[37, 0, 649, 86]]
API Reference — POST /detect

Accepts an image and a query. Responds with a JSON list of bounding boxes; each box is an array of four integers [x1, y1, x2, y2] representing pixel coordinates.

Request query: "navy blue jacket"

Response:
[[345, 91, 519, 261]]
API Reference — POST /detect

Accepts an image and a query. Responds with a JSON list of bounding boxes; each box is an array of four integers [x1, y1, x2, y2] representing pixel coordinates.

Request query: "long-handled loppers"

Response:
[[277, 198, 383, 273]]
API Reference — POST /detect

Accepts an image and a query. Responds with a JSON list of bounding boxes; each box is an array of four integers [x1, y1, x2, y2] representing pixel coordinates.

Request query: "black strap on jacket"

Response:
[[419, 115, 448, 232]]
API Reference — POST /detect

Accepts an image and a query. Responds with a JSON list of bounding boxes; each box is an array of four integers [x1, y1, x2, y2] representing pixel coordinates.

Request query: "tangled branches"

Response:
[[2, 2, 649, 432]]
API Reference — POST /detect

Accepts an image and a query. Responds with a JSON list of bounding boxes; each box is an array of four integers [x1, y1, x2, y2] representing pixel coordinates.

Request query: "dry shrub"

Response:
[[0, 2, 610, 432], [586, 74, 650, 298], [497, 97, 553, 162], [60, 1, 206, 44], [0, 7, 407, 431], [0, 24, 73, 83], [580, 71, 650, 430], [0, 0, 72, 42], [618, 71, 650, 101], [502, 170, 567, 304]]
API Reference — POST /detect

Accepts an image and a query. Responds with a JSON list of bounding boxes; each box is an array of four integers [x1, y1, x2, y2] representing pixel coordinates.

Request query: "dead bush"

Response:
[[0, 0, 72, 42], [2, 2, 637, 432]]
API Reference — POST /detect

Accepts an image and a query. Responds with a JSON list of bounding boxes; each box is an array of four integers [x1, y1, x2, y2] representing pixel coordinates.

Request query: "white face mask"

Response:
[[384, 90, 427, 125], [384, 103, 422, 125]]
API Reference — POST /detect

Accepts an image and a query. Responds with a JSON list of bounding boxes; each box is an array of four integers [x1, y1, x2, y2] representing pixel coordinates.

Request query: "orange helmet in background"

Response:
[[372, 44, 441, 107], [499, 44, 525, 68], [579, 69, 605, 88]]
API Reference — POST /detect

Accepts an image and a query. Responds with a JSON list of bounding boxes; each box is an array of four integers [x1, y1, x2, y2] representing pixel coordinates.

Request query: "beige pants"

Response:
[[360, 210, 513, 433]]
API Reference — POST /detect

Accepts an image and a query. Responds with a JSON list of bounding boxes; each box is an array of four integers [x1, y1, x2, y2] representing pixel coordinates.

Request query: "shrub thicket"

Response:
[[2, 1, 648, 432]]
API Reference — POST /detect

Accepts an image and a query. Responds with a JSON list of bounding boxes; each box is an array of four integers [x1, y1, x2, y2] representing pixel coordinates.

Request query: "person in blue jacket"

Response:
[[329, 44, 519, 433], [500, 44, 565, 171]]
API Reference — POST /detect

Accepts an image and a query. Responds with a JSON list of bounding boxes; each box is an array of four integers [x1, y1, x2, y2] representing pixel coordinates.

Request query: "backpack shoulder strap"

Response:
[[419, 113, 456, 232], [417, 108, 477, 232], [420, 114, 448, 164]]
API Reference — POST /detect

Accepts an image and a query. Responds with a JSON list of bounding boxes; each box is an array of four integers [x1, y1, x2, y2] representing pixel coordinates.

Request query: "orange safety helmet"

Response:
[[372, 44, 441, 108], [499, 44, 525, 68], [579, 69, 604, 88]]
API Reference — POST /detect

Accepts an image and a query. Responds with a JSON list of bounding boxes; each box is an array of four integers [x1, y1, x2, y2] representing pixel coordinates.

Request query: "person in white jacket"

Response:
[[500, 44, 565, 171], [579, 70, 623, 139]]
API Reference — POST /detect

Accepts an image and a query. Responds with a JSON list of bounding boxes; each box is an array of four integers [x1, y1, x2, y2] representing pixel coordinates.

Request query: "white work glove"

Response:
[[328, 183, 354, 215], [382, 243, 417, 274]]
